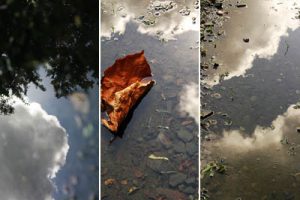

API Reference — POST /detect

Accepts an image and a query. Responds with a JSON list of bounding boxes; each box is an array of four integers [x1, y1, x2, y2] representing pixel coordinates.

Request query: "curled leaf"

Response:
[[101, 50, 154, 132]]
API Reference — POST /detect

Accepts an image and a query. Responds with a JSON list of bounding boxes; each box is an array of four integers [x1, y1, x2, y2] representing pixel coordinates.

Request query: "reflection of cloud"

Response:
[[178, 82, 199, 124], [205, 0, 300, 86], [203, 105, 300, 198], [0, 100, 69, 200], [212, 105, 300, 155], [101, 0, 199, 40]]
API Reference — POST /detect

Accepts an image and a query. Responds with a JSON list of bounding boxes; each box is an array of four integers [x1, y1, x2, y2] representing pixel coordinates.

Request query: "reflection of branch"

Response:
[[284, 40, 289, 56]]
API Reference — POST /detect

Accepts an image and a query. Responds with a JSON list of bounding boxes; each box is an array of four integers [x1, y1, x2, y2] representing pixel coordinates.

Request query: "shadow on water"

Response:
[[0, 0, 98, 114]]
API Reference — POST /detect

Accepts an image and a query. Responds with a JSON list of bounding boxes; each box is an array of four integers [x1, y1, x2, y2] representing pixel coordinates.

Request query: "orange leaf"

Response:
[[101, 50, 154, 132]]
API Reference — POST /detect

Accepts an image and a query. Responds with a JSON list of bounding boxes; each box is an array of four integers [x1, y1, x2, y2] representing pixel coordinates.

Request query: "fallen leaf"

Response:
[[101, 50, 154, 132], [148, 154, 169, 161], [104, 178, 116, 186]]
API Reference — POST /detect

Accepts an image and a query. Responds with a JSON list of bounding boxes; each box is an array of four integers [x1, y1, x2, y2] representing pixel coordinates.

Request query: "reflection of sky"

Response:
[[203, 105, 300, 199], [27, 69, 99, 200], [204, 0, 300, 86], [101, 0, 199, 40], [202, 3, 300, 198]]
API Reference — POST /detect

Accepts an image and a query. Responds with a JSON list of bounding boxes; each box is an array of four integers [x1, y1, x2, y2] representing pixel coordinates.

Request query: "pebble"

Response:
[[169, 173, 187, 187], [173, 141, 186, 153], [186, 142, 198, 156], [177, 128, 194, 142]]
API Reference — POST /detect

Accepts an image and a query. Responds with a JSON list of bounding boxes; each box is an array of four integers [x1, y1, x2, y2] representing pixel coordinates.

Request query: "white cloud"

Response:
[[0, 100, 69, 200]]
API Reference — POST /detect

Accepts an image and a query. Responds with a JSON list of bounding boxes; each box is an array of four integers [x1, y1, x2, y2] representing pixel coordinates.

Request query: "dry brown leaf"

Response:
[[101, 50, 154, 132]]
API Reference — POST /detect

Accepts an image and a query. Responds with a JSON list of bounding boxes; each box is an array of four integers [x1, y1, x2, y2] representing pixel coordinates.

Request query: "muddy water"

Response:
[[101, 1, 199, 199], [203, 0, 300, 85], [201, 0, 300, 199]]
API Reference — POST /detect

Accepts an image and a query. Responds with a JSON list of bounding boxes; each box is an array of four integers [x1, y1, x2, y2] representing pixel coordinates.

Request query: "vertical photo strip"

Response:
[[201, 0, 300, 199], [0, 1, 99, 200], [100, 0, 200, 199]]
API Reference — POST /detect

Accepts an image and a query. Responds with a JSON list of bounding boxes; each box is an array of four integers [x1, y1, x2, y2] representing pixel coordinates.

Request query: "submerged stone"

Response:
[[173, 141, 186, 153], [177, 128, 194, 142], [169, 173, 187, 187]]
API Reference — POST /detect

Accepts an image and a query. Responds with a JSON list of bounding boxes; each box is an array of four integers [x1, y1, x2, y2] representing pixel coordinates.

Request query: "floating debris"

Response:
[[201, 161, 226, 178], [148, 154, 169, 161], [201, 110, 214, 120], [211, 92, 222, 99], [179, 7, 191, 16], [214, 2, 223, 9], [128, 186, 139, 194], [104, 178, 116, 186], [294, 102, 300, 109], [216, 10, 224, 16], [236, 3, 247, 8], [149, 1, 177, 15], [155, 109, 171, 114]]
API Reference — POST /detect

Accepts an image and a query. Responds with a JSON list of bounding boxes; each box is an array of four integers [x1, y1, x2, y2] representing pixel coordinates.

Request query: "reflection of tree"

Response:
[[0, 0, 98, 114]]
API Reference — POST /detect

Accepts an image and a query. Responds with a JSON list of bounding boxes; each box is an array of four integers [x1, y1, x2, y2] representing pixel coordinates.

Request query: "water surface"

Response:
[[101, 0, 199, 198], [201, 1, 300, 199]]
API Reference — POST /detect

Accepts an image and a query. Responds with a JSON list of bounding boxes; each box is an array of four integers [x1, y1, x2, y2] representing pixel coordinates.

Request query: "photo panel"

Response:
[[101, 0, 200, 199], [201, 0, 300, 199], [0, 1, 99, 199]]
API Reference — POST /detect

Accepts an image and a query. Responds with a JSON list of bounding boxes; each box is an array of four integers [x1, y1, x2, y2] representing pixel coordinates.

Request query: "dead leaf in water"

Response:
[[104, 178, 116, 186], [101, 50, 155, 132]]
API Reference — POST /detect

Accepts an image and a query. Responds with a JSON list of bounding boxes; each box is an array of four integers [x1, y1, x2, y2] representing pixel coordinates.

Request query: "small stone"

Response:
[[158, 132, 172, 149], [213, 63, 219, 69], [236, 3, 247, 8], [169, 173, 187, 187], [185, 177, 196, 186], [182, 186, 196, 194], [216, 10, 224, 16], [173, 141, 186, 153], [243, 38, 250, 43], [214, 2, 223, 9], [177, 128, 194, 142], [186, 142, 198, 156]]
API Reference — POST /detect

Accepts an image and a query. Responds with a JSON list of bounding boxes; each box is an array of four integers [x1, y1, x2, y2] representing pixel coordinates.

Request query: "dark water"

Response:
[[201, 0, 300, 199], [101, 21, 199, 199], [0, 1, 98, 200]]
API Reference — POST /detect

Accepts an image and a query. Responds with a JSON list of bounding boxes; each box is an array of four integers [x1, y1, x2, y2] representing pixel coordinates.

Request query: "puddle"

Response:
[[202, 0, 300, 85], [201, 0, 300, 199], [0, 1, 98, 199], [101, 4, 199, 198]]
